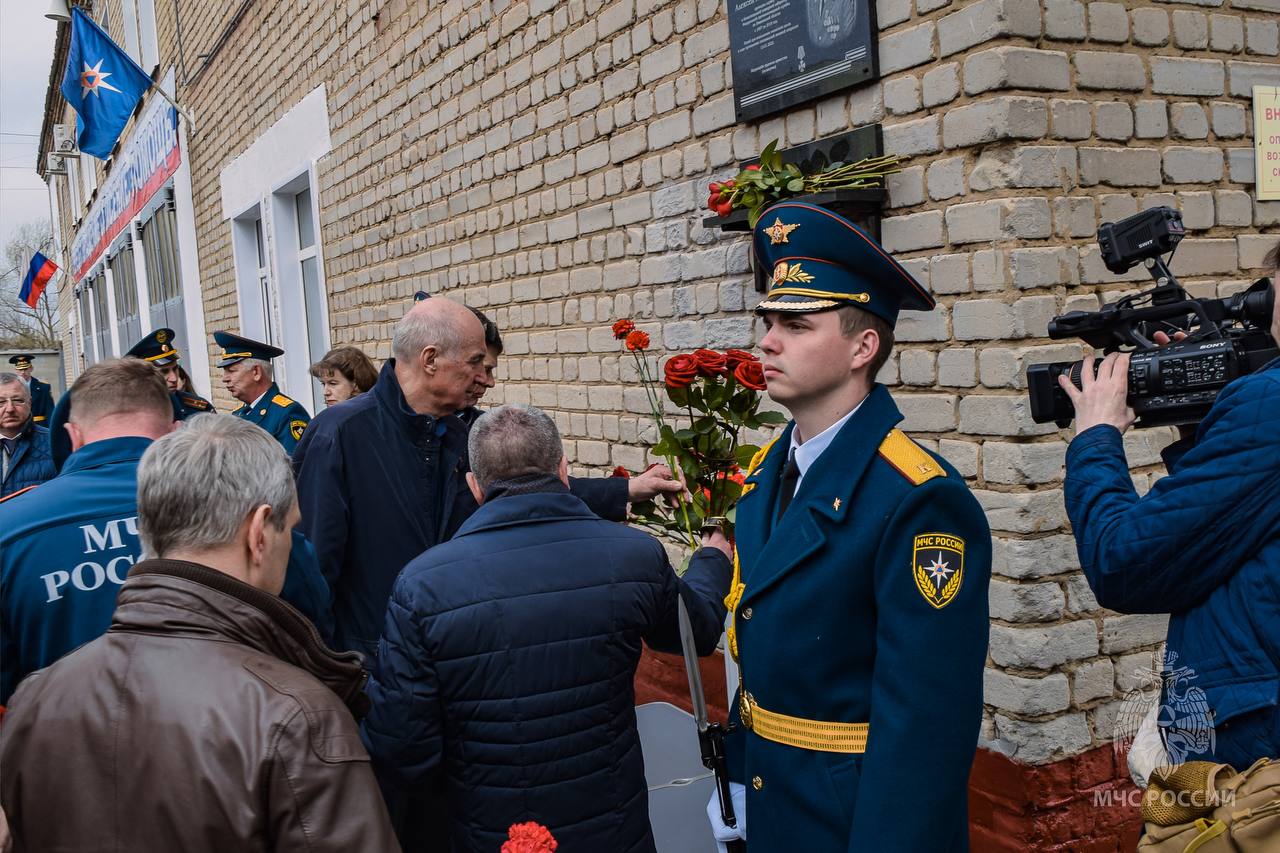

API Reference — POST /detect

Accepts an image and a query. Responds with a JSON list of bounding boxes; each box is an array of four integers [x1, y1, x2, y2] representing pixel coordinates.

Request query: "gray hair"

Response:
[[242, 358, 273, 380], [392, 304, 465, 362], [137, 414, 296, 559], [468, 404, 563, 490], [0, 373, 28, 400]]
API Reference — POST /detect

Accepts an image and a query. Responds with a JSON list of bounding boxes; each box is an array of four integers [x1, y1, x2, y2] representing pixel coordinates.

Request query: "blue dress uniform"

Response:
[[8, 355, 53, 424], [723, 203, 991, 852], [213, 332, 311, 454], [124, 328, 216, 420]]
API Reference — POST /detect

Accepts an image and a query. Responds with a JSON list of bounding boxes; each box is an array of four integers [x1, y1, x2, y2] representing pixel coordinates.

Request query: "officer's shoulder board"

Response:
[[878, 429, 946, 486], [746, 436, 780, 477], [271, 393, 295, 408], [0, 485, 39, 505]]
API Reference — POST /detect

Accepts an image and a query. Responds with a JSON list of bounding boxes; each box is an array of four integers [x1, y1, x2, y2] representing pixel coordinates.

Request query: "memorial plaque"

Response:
[[727, 0, 878, 123]]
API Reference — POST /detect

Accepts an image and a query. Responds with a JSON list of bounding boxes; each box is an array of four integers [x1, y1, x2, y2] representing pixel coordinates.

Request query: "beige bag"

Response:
[[1137, 758, 1280, 853]]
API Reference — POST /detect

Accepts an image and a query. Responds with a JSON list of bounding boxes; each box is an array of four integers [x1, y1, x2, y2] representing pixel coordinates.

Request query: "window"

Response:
[[140, 194, 188, 347], [293, 186, 328, 411], [78, 292, 95, 367], [91, 269, 111, 361], [109, 236, 141, 348], [119, 0, 159, 73]]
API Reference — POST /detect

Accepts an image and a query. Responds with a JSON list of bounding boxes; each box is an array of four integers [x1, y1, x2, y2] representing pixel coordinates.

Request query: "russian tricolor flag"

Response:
[[19, 252, 57, 309]]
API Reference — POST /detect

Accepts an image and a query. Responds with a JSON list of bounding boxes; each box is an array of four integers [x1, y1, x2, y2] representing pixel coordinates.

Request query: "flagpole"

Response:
[[150, 83, 196, 133]]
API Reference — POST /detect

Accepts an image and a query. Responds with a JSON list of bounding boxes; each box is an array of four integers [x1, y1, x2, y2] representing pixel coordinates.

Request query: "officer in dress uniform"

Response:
[[7, 355, 53, 424], [124, 328, 215, 420], [212, 332, 311, 454], [710, 202, 991, 852]]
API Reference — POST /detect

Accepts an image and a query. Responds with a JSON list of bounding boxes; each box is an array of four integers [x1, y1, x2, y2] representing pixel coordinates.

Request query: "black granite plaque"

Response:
[[727, 0, 879, 123]]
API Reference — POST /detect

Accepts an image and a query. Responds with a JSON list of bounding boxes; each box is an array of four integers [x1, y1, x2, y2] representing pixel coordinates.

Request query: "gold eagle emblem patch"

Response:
[[290, 420, 307, 441], [913, 533, 964, 609]]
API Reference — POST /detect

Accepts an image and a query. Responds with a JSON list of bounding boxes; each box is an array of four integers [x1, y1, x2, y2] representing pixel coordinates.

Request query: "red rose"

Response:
[[733, 360, 766, 390], [664, 354, 699, 388], [692, 348, 728, 376], [723, 349, 758, 370], [715, 200, 732, 216], [611, 466, 630, 478], [612, 319, 636, 340], [503, 822, 557, 853], [745, 164, 761, 171], [625, 330, 650, 351], [706, 193, 720, 211]]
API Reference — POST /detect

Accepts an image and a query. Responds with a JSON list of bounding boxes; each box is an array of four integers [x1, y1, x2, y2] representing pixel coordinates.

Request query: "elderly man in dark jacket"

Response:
[[364, 403, 732, 853], [293, 297, 682, 660], [0, 373, 54, 498], [0, 414, 398, 852]]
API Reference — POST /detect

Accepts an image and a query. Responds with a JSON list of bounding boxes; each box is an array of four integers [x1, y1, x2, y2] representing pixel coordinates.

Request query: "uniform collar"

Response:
[[247, 383, 278, 411], [788, 396, 866, 488], [61, 435, 154, 475]]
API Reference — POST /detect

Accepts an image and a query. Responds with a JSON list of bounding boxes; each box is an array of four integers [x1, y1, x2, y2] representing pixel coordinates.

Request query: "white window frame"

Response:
[[270, 167, 330, 412]]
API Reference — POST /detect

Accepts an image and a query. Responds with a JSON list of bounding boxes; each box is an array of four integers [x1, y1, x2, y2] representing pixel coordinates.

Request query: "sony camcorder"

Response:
[[1027, 207, 1277, 428]]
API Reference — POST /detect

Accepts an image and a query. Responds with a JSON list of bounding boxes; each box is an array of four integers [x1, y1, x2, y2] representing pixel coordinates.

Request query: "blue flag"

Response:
[[59, 8, 152, 160]]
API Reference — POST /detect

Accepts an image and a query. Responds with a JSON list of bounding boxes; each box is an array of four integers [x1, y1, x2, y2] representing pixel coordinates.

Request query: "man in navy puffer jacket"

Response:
[[364, 404, 732, 852], [1059, 250, 1280, 769]]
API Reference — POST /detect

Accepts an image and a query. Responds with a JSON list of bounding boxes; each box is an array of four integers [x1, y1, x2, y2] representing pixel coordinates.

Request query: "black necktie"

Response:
[[777, 450, 800, 520]]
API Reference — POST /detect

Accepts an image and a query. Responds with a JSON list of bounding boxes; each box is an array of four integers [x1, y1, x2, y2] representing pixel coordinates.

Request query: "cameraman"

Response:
[[1058, 240, 1280, 770]]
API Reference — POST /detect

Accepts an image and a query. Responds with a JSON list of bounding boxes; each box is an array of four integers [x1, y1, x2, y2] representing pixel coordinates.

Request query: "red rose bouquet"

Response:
[[611, 321, 784, 546]]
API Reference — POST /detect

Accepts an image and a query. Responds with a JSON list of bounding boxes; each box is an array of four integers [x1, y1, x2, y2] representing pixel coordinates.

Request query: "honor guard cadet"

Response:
[[713, 202, 991, 852], [8, 355, 53, 424], [124, 328, 215, 420], [213, 332, 311, 455]]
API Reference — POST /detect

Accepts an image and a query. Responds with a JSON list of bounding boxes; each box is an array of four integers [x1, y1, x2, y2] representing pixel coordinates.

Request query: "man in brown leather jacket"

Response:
[[0, 414, 399, 853]]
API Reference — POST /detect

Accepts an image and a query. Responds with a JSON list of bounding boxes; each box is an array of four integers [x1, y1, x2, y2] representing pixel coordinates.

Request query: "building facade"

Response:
[[38, 0, 1280, 848]]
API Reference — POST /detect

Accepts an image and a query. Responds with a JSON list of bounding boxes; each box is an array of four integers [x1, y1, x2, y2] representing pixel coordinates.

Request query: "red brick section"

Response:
[[634, 648, 730, 723], [969, 745, 1144, 852], [636, 651, 1144, 850]]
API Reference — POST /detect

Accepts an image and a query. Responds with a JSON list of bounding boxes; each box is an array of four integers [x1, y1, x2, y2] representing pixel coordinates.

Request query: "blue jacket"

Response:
[[362, 485, 731, 853], [1, 422, 55, 497], [1065, 358, 1280, 768], [0, 437, 334, 703], [231, 382, 310, 454], [726, 385, 991, 853], [293, 361, 629, 659]]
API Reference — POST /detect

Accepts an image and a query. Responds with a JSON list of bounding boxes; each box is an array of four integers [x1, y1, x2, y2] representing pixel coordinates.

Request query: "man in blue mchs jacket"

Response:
[[0, 359, 175, 704], [1059, 242, 1280, 769], [1, 362, 336, 704]]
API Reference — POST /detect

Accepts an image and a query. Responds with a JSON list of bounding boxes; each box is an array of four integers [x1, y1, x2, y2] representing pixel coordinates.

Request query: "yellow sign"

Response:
[[1256, 86, 1280, 201]]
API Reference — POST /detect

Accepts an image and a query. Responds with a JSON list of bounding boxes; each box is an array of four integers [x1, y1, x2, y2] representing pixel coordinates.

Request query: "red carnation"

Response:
[[612, 319, 636, 340], [692, 348, 728, 376], [625, 330, 650, 351], [502, 822, 558, 853], [733, 360, 766, 390], [664, 354, 700, 389], [723, 349, 758, 370], [611, 466, 630, 478]]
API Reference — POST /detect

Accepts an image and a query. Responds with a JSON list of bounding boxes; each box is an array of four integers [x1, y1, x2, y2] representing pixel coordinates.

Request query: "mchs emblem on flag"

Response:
[[913, 533, 965, 609]]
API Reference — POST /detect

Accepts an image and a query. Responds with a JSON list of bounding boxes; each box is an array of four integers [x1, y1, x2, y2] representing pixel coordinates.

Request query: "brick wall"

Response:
[[44, 0, 1280, 848]]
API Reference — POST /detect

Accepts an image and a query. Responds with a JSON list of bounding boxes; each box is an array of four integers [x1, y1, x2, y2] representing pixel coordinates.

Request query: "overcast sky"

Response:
[[0, 4, 59, 261]]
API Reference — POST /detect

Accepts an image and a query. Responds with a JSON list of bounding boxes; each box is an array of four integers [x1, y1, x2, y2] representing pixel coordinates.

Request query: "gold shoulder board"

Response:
[[746, 436, 781, 477], [272, 394, 294, 407], [878, 429, 946, 486]]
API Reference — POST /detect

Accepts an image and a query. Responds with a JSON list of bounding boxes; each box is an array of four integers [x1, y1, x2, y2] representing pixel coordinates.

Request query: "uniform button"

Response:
[[741, 606, 753, 620], [752, 776, 764, 791]]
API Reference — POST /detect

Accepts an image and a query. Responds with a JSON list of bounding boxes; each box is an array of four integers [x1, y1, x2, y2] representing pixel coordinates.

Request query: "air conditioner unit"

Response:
[[53, 124, 80, 157], [46, 152, 68, 175]]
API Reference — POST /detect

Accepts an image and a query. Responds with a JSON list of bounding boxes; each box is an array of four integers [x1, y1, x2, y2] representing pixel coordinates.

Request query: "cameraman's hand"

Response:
[[1058, 352, 1136, 435]]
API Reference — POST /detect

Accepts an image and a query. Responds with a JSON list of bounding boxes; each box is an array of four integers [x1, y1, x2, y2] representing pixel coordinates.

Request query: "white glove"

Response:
[[706, 782, 747, 852]]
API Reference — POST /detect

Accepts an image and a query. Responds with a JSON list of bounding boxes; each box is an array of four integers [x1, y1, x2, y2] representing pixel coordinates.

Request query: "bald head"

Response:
[[392, 296, 488, 416]]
